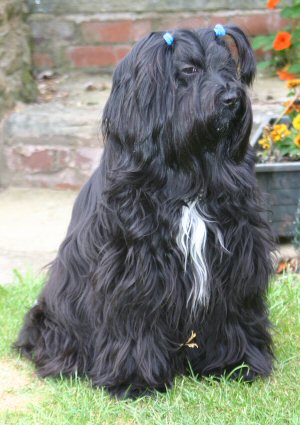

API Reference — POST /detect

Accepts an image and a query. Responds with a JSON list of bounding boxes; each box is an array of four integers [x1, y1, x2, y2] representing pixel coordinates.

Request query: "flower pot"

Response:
[[255, 162, 300, 239], [252, 118, 300, 239]]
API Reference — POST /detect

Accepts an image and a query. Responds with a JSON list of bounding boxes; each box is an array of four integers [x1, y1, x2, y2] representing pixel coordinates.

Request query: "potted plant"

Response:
[[252, 81, 300, 238], [251, 0, 300, 239]]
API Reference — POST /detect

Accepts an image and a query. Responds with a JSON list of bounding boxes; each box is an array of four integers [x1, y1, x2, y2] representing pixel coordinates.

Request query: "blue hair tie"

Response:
[[163, 32, 174, 46], [214, 24, 226, 37]]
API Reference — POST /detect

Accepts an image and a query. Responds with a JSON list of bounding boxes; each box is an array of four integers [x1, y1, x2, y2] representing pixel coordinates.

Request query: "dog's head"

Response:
[[103, 25, 255, 167]]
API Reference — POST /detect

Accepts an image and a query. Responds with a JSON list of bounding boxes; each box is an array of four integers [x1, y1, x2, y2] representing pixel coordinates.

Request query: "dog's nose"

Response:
[[222, 90, 239, 109]]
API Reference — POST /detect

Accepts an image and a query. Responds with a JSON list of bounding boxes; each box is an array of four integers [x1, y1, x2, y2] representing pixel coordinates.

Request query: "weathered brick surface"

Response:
[[114, 45, 132, 62], [9, 146, 55, 173], [32, 52, 55, 68], [230, 11, 282, 36], [158, 15, 208, 31], [68, 45, 126, 68], [81, 20, 152, 43], [2, 102, 104, 188], [4, 145, 102, 189], [28, 10, 285, 72], [81, 20, 131, 43]]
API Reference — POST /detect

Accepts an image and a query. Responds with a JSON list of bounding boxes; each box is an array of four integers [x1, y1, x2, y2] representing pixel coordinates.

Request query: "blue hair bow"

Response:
[[163, 32, 174, 46], [214, 24, 226, 37]]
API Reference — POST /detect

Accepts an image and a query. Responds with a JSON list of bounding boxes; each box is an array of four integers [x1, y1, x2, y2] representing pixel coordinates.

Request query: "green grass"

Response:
[[0, 273, 299, 425]]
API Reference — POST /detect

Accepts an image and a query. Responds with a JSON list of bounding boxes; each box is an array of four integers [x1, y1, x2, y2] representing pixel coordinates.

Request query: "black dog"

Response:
[[15, 25, 275, 398]]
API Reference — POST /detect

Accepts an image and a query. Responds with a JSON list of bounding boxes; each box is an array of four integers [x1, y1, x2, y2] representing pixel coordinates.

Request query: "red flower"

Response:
[[267, 0, 280, 9], [273, 32, 292, 51]]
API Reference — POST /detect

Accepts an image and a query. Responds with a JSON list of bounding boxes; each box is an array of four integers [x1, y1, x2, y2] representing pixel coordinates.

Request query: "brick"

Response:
[[159, 15, 208, 31], [4, 145, 79, 175], [230, 11, 283, 36], [114, 45, 131, 62], [207, 15, 229, 28], [68, 45, 116, 67], [4, 147, 100, 189], [23, 149, 53, 172], [33, 52, 54, 69], [6, 146, 54, 173], [81, 20, 152, 44], [131, 20, 152, 42], [57, 149, 73, 170], [81, 20, 130, 43]]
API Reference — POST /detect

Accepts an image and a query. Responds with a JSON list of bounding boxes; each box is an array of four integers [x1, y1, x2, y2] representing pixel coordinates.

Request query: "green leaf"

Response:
[[252, 35, 275, 50], [287, 89, 296, 97], [257, 60, 274, 70], [288, 63, 300, 73], [292, 43, 300, 53], [281, 4, 300, 18], [293, 29, 300, 38]]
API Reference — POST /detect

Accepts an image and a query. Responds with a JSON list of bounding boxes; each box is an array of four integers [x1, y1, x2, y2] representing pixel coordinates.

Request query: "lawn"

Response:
[[0, 272, 299, 425]]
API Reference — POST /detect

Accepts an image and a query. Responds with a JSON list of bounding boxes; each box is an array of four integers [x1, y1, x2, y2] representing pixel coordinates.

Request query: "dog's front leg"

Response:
[[188, 295, 273, 382], [89, 316, 181, 398], [189, 225, 274, 381], [86, 198, 186, 398]]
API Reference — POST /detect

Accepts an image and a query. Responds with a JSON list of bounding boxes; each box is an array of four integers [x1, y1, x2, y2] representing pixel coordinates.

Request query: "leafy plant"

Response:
[[253, 0, 300, 79], [256, 79, 300, 162]]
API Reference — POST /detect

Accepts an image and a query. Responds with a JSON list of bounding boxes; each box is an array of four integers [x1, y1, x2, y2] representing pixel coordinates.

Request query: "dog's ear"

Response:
[[223, 26, 256, 86], [102, 32, 175, 149]]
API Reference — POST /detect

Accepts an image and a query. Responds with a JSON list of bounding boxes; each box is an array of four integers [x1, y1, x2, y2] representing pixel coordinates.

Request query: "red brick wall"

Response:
[[29, 10, 284, 72]]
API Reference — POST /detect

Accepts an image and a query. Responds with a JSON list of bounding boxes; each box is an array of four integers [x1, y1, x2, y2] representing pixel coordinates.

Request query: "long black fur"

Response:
[[15, 26, 275, 398]]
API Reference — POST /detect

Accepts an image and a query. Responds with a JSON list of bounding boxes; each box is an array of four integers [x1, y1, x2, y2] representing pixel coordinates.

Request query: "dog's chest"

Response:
[[177, 202, 225, 309]]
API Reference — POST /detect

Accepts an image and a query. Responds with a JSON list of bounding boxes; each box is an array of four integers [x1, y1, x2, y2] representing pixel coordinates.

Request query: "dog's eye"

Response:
[[182, 67, 199, 75]]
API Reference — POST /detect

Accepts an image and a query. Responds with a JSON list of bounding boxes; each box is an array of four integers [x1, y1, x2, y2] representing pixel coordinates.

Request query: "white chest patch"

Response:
[[177, 202, 226, 311]]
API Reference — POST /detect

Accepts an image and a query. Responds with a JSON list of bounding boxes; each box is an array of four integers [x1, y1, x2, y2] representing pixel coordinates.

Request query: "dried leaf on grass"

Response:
[[276, 257, 300, 274]]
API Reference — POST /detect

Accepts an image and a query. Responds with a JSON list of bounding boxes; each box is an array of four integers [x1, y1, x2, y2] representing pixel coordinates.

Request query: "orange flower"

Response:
[[283, 100, 300, 114], [273, 32, 292, 51], [267, 0, 280, 9], [294, 134, 300, 148], [277, 69, 296, 81], [270, 124, 291, 142]]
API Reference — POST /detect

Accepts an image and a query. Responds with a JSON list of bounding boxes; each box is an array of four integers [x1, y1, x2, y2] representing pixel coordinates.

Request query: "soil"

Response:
[[0, 358, 43, 412]]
